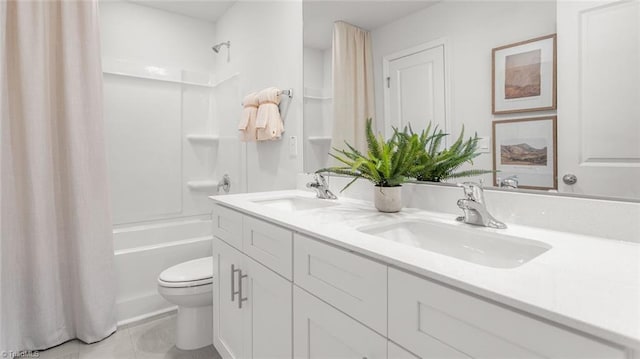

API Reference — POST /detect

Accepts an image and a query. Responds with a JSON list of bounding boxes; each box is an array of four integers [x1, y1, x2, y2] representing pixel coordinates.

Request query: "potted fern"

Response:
[[405, 123, 493, 182], [317, 119, 423, 213]]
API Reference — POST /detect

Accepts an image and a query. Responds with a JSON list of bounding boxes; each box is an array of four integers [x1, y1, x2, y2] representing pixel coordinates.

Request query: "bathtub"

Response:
[[113, 216, 212, 325]]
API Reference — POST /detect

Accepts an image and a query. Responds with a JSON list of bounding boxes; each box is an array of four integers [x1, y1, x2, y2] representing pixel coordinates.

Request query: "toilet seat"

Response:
[[158, 281, 213, 296], [158, 277, 212, 288], [158, 257, 213, 288]]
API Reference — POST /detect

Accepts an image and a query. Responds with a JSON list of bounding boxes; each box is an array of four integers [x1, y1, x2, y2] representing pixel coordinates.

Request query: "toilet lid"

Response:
[[159, 257, 213, 283]]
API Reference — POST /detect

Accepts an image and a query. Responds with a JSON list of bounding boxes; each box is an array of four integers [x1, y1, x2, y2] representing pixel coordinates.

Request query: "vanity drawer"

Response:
[[243, 216, 293, 280], [212, 204, 243, 250], [293, 233, 387, 335], [388, 268, 626, 359]]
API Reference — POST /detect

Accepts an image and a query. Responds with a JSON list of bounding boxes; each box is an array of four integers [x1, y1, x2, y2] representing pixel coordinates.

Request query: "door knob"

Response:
[[562, 174, 577, 185]]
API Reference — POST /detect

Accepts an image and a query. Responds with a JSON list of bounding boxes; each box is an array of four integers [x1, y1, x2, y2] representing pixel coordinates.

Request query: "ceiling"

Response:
[[304, 0, 439, 50], [128, 0, 237, 22], [126, 0, 437, 48]]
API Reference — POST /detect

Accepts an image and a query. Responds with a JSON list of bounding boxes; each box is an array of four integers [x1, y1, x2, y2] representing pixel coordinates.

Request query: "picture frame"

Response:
[[492, 116, 557, 190], [492, 34, 556, 114]]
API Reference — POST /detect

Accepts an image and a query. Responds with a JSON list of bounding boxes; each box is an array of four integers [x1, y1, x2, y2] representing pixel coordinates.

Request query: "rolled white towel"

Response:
[[239, 92, 259, 142], [255, 87, 284, 141]]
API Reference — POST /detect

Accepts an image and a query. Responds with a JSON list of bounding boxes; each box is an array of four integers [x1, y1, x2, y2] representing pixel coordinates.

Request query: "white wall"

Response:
[[100, 1, 216, 73], [304, 47, 325, 89], [100, 1, 217, 323], [303, 47, 333, 172], [213, 1, 304, 192], [371, 1, 557, 183], [101, 1, 218, 225]]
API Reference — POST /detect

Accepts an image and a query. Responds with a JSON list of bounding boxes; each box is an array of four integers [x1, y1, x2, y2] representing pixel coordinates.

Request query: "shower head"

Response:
[[212, 41, 231, 62], [212, 41, 230, 53]]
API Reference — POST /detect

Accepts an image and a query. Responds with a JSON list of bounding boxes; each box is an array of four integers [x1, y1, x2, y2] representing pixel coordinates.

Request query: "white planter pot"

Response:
[[373, 185, 402, 213]]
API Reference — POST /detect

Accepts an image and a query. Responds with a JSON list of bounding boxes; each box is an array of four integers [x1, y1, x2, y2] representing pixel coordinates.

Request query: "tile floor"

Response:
[[33, 314, 220, 359]]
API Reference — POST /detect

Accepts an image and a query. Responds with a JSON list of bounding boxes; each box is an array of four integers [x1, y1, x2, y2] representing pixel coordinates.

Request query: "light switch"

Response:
[[477, 136, 490, 154]]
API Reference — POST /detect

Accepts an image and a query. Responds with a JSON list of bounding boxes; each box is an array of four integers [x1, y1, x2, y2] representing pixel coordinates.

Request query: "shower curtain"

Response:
[[0, 0, 117, 351], [331, 21, 375, 154]]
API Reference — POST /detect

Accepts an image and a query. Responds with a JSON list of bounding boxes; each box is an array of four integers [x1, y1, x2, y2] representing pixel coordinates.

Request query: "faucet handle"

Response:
[[456, 182, 474, 199], [457, 182, 484, 202], [315, 172, 329, 187]]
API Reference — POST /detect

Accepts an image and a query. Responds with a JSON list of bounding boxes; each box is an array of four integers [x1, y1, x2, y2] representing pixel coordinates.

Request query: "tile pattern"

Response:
[[28, 315, 220, 359]]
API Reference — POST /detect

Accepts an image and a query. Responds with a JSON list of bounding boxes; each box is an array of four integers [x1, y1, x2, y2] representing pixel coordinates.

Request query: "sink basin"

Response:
[[253, 196, 339, 212], [358, 220, 550, 268]]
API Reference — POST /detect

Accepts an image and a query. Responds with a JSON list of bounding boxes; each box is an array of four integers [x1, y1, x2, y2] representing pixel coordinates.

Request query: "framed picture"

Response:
[[492, 34, 556, 114], [492, 116, 557, 190]]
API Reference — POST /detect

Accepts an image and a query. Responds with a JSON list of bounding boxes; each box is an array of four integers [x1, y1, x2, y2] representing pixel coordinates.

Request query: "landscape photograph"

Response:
[[504, 49, 541, 99], [501, 142, 547, 166]]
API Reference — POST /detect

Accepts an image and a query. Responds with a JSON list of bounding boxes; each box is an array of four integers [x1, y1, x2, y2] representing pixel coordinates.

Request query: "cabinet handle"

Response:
[[237, 268, 248, 309], [231, 264, 240, 302]]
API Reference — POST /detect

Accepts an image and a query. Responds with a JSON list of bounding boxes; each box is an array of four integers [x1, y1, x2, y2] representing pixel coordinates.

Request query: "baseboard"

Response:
[[117, 305, 177, 329]]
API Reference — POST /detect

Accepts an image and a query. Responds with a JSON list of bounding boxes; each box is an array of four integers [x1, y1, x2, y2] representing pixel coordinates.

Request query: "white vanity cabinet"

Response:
[[293, 233, 388, 335], [293, 286, 387, 359], [388, 268, 627, 359], [211, 201, 636, 359], [212, 205, 293, 359], [212, 237, 245, 359], [212, 203, 243, 249], [243, 216, 293, 280]]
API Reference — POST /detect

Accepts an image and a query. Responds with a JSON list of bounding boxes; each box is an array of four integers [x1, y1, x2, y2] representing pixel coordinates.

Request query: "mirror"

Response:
[[302, 0, 639, 202]]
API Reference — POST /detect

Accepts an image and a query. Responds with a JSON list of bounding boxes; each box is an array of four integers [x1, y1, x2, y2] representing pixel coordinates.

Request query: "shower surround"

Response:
[[99, 0, 303, 324]]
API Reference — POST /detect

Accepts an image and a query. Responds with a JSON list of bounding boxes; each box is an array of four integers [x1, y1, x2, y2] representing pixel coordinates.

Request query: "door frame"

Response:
[[382, 38, 451, 141]]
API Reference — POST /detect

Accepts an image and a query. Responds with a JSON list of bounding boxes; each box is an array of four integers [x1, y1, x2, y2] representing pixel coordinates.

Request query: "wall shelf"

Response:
[[186, 134, 219, 144], [304, 87, 331, 99], [102, 58, 218, 88]]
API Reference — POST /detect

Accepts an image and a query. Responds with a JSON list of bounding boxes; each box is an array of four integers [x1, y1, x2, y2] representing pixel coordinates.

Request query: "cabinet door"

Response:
[[243, 255, 292, 359], [293, 286, 387, 359], [213, 238, 245, 359]]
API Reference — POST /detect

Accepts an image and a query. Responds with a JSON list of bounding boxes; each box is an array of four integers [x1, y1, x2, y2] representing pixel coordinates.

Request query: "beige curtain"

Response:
[[0, 0, 117, 351], [331, 21, 375, 155]]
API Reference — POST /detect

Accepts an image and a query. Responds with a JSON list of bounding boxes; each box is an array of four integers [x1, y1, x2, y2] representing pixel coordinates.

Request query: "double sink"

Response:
[[252, 195, 550, 269]]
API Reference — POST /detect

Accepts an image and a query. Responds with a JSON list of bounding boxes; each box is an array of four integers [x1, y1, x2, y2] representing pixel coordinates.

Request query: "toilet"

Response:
[[157, 256, 214, 350]]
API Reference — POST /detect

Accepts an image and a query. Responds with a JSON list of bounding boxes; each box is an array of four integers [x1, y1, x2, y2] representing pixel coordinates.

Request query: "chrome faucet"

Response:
[[497, 175, 519, 189], [307, 173, 337, 200], [456, 182, 506, 229]]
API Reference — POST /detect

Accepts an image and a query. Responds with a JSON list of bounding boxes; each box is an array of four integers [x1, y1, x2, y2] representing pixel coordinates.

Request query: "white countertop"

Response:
[[210, 190, 640, 349]]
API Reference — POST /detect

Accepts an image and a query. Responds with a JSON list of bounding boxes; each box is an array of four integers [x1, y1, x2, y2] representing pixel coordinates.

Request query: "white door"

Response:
[[213, 238, 245, 359], [384, 43, 447, 137], [293, 286, 387, 359], [242, 256, 292, 359], [557, 0, 640, 199]]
